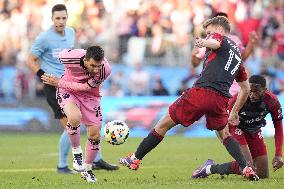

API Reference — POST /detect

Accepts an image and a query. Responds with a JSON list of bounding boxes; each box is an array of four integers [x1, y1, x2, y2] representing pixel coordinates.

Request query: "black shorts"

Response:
[[43, 84, 65, 119]]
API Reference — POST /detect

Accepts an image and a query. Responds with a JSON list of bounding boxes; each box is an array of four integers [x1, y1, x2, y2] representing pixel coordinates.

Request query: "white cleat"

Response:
[[72, 152, 84, 172], [81, 170, 97, 183]]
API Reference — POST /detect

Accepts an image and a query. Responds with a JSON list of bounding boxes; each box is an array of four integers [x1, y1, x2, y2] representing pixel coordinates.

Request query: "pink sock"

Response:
[[66, 123, 80, 148], [85, 139, 100, 164]]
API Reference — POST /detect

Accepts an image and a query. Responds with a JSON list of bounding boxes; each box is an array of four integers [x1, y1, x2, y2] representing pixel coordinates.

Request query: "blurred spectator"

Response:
[[151, 75, 169, 96], [0, 0, 284, 100], [128, 63, 150, 96]]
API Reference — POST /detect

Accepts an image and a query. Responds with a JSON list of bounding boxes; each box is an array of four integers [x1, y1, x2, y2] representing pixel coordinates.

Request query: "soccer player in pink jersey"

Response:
[[42, 46, 111, 183]]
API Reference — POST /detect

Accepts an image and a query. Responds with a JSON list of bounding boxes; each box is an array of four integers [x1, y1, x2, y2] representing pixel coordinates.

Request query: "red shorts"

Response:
[[229, 125, 267, 159], [169, 87, 229, 130]]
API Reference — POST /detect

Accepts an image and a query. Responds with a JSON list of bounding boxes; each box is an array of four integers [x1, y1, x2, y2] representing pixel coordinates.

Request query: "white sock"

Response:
[[72, 146, 82, 154], [130, 154, 137, 160], [206, 165, 212, 175], [84, 163, 92, 171]]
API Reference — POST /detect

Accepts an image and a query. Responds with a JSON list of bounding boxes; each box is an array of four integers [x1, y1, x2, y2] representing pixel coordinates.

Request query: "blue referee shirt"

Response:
[[31, 26, 75, 78]]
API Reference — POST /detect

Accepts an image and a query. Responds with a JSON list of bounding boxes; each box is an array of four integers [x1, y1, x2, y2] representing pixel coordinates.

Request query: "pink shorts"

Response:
[[56, 88, 102, 125]]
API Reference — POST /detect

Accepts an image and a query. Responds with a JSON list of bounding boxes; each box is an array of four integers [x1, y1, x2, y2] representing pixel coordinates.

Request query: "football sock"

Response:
[[94, 145, 102, 163], [223, 136, 247, 170], [210, 162, 234, 175], [58, 130, 71, 168], [134, 129, 164, 160], [85, 139, 100, 164], [66, 123, 80, 147], [83, 163, 93, 171]]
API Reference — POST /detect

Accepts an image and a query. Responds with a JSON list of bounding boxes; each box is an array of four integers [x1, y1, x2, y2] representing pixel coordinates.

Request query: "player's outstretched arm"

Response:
[[195, 37, 221, 50], [241, 31, 258, 61], [229, 80, 250, 125], [41, 74, 92, 92], [272, 119, 284, 171]]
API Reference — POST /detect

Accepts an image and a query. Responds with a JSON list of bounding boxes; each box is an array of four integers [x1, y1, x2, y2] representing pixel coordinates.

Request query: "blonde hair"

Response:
[[203, 16, 230, 33]]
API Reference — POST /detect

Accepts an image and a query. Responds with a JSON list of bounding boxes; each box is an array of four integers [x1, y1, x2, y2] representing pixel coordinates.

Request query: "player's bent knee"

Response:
[[89, 134, 100, 141], [67, 114, 82, 126], [217, 129, 231, 141]]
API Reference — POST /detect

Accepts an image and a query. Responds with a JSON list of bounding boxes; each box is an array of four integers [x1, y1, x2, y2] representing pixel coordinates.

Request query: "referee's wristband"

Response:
[[36, 69, 45, 78]]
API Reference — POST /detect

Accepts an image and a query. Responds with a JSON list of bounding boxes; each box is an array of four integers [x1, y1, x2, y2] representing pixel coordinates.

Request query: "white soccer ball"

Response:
[[104, 120, 129, 145]]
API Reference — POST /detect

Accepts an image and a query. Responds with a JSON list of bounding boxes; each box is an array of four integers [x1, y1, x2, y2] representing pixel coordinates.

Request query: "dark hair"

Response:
[[203, 16, 230, 33], [52, 4, 67, 15], [214, 12, 228, 18], [249, 75, 266, 88], [85, 46, 104, 62]]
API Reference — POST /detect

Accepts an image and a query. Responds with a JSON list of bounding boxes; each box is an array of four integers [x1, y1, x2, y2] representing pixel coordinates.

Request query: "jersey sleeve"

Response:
[[267, 95, 283, 121], [208, 32, 224, 45], [30, 34, 46, 58], [274, 120, 283, 157], [58, 79, 93, 92], [235, 65, 248, 82]]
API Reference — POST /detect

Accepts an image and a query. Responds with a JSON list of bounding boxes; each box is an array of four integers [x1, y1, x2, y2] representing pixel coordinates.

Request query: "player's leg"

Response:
[[246, 131, 269, 178], [57, 117, 73, 173], [119, 88, 202, 170], [92, 144, 119, 170], [43, 84, 73, 174], [254, 155, 269, 178], [81, 124, 101, 183], [218, 127, 259, 180], [63, 101, 84, 172], [119, 112, 176, 170]]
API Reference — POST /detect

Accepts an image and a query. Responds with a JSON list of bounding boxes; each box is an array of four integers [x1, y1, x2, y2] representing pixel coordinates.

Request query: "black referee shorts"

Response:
[[43, 84, 65, 119]]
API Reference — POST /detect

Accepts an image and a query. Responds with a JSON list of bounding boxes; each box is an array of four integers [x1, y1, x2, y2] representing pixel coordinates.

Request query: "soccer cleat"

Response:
[[191, 159, 216, 178], [92, 159, 119, 170], [57, 166, 77, 174], [242, 166, 259, 181], [72, 153, 84, 172], [81, 170, 97, 183], [119, 154, 141, 170]]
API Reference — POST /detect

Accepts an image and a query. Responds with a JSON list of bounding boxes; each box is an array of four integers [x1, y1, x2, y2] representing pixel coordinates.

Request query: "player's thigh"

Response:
[[44, 84, 65, 119], [63, 102, 82, 123], [206, 92, 229, 131], [254, 155, 269, 178], [85, 124, 101, 141], [245, 131, 267, 159], [168, 88, 204, 128]]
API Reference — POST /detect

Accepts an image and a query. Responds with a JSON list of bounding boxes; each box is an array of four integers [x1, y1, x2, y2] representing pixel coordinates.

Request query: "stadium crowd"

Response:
[[0, 0, 284, 102]]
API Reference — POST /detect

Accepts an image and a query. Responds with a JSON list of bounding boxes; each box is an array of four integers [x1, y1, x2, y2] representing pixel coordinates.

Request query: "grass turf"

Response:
[[0, 133, 283, 189]]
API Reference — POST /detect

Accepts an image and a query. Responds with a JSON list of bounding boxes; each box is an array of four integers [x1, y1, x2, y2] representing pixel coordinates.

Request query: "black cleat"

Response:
[[57, 166, 77, 174], [92, 159, 119, 171]]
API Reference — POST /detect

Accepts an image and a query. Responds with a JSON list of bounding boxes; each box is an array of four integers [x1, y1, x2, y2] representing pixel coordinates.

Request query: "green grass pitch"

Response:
[[0, 133, 283, 189]]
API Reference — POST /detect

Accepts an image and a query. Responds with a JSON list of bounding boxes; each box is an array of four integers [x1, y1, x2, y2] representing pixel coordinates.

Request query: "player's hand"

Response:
[[228, 111, 240, 126], [41, 73, 59, 87], [272, 156, 284, 172], [192, 47, 200, 57], [248, 31, 258, 46], [195, 37, 205, 48]]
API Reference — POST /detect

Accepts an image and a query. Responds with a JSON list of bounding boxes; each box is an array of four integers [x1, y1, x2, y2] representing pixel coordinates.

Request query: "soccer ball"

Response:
[[104, 120, 129, 145]]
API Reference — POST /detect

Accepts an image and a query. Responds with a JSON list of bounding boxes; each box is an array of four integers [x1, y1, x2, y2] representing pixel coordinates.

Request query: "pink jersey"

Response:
[[58, 49, 111, 97]]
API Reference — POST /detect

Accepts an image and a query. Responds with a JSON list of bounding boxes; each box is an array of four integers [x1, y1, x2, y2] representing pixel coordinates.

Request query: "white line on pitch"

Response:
[[0, 168, 55, 173]]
